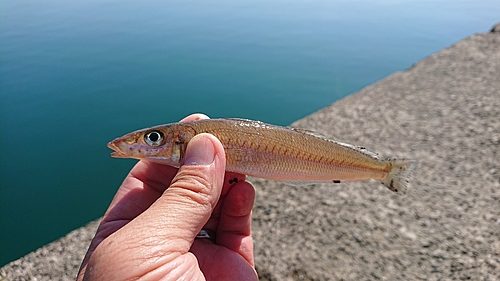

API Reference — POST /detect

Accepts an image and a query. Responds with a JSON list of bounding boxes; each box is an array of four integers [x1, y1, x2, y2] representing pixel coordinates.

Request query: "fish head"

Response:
[[107, 123, 195, 167]]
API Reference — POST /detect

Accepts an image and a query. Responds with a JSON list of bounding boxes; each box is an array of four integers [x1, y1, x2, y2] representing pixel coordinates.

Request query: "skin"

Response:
[[77, 114, 258, 281]]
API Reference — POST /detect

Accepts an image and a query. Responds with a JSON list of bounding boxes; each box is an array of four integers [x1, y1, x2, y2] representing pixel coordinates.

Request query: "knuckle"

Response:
[[169, 167, 217, 207]]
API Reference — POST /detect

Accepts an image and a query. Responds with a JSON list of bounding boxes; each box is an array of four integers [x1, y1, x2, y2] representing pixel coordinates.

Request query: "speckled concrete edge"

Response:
[[2, 24, 499, 281], [0, 220, 99, 281]]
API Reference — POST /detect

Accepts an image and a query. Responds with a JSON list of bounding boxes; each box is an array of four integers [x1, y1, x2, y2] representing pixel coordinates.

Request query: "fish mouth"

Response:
[[107, 141, 128, 158], [110, 151, 129, 158]]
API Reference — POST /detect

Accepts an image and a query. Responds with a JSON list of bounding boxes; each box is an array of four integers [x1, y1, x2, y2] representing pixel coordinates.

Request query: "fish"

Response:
[[107, 118, 417, 194]]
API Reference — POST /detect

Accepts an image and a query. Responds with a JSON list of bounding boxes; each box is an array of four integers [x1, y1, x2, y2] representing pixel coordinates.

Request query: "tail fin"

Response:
[[381, 159, 417, 195]]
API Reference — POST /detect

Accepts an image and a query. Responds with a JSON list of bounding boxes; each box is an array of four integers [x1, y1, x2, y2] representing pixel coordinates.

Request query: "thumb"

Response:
[[152, 133, 226, 249]]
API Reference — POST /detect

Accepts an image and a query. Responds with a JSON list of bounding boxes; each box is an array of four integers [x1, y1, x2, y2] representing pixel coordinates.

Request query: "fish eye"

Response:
[[144, 131, 164, 147]]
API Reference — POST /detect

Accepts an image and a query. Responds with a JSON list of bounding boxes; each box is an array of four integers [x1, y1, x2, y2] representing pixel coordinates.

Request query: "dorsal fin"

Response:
[[224, 119, 380, 159], [291, 127, 380, 159]]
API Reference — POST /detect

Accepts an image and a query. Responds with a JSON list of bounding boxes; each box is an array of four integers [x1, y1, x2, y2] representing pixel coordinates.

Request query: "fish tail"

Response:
[[381, 159, 417, 195]]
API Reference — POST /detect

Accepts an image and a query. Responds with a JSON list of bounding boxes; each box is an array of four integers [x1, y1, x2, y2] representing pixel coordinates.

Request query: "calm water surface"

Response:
[[1, 0, 498, 266]]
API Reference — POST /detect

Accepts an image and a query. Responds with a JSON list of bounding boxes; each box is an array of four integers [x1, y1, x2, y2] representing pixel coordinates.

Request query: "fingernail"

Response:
[[183, 134, 215, 166]]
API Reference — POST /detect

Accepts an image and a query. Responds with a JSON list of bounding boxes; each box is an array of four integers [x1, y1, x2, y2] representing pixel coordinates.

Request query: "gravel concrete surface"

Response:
[[1, 30, 499, 281]]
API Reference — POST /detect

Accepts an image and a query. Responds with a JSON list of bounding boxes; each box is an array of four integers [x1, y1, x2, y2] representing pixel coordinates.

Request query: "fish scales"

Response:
[[177, 119, 379, 180], [107, 118, 417, 194]]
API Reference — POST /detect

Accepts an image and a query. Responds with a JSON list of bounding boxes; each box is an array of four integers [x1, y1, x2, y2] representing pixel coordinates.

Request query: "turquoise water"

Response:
[[1, 0, 498, 266]]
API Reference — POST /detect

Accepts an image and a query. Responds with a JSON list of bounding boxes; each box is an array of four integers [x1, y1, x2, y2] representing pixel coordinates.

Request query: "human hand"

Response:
[[77, 114, 258, 281]]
